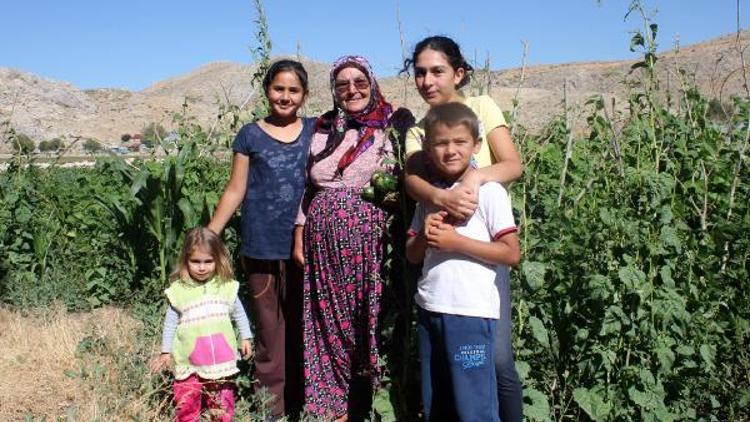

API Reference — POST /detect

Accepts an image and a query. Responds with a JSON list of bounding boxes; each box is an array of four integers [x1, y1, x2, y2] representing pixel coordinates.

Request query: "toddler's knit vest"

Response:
[[165, 278, 240, 380]]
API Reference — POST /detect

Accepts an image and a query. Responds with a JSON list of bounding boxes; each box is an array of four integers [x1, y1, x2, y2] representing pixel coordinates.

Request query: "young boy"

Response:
[[406, 102, 521, 422]]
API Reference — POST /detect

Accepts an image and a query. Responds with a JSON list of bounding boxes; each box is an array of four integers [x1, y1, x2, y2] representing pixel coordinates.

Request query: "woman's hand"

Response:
[[459, 168, 483, 195], [437, 183, 478, 220], [148, 353, 172, 373], [240, 339, 253, 360], [292, 225, 305, 268]]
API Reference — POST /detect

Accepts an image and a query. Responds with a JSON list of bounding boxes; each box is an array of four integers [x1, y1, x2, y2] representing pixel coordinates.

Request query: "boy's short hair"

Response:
[[423, 102, 481, 143]]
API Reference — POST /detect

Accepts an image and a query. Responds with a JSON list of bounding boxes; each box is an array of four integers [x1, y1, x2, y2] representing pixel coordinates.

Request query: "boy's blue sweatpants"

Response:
[[417, 307, 500, 422]]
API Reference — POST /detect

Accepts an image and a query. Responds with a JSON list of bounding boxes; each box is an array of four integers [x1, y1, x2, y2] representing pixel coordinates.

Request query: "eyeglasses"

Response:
[[334, 78, 370, 94]]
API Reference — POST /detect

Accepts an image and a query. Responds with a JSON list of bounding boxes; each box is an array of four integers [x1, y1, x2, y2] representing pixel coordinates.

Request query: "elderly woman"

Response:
[[293, 55, 412, 420]]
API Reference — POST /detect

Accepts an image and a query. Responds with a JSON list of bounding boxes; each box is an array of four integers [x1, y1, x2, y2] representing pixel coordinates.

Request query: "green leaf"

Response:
[[649, 24, 658, 41], [130, 171, 148, 197], [522, 261, 546, 291], [628, 386, 652, 408], [659, 265, 674, 288], [676, 345, 694, 356], [15, 206, 32, 224], [524, 388, 552, 421], [573, 386, 612, 420], [639, 368, 656, 387], [700, 344, 716, 370], [528, 316, 550, 348], [618, 265, 646, 291], [177, 197, 196, 227], [630, 32, 645, 51], [655, 345, 675, 373], [631, 61, 647, 71], [659, 226, 681, 251], [515, 360, 531, 381]]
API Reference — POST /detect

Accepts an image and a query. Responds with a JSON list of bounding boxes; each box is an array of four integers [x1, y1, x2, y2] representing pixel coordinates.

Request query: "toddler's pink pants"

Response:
[[173, 374, 235, 421]]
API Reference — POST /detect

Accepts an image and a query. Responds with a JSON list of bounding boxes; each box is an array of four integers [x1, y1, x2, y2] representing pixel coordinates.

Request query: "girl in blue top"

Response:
[[208, 59, 315, 419]]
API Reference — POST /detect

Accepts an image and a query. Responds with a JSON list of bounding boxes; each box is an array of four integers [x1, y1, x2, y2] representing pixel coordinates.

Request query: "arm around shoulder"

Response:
[[475, 125, 523, 185]]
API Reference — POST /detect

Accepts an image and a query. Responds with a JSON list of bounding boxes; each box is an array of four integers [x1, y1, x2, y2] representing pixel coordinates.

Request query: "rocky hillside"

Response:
[[1, 32, 748, 153]]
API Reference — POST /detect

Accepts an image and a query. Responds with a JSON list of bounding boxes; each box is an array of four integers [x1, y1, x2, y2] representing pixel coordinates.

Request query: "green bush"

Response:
[[83, 138, 102, 153], [39, 138, 63, 152], [12, 133, 35, 154], [0, 165, 134, 309]]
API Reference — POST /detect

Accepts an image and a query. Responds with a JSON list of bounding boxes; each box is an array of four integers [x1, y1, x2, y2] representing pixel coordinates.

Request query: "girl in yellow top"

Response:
[[402, 35, 524, 422], [403, 36, 523, 219]]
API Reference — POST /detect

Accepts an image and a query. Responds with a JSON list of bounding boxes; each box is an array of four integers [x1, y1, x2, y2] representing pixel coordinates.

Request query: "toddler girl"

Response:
[[150, 227, 253, 421]]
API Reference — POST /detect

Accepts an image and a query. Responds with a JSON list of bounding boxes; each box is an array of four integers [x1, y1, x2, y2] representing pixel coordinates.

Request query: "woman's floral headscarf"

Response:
[[312, 55, 393, 174]]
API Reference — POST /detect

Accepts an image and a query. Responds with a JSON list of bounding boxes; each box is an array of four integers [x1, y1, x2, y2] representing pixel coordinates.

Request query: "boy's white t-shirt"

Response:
[[408, 182, 517, 319]]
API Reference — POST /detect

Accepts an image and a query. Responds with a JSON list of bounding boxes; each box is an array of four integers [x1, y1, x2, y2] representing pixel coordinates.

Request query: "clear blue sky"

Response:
[[1, 0, 744, 91]]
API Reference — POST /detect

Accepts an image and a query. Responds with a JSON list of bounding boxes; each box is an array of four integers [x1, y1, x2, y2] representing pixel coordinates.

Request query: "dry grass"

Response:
[[0, 304, 163, 421]]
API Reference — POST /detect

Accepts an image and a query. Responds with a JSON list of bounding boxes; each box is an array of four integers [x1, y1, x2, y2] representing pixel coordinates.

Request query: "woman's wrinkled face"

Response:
[[333, 66, 371, 114]]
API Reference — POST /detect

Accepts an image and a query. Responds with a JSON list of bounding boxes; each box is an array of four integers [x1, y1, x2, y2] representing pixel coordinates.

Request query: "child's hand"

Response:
[[148, 353, 172, 373], [425, 212, 462, 252], [240, 339, 253, 360], [423, 211, 446, 238], [438, 184, 478, 220]]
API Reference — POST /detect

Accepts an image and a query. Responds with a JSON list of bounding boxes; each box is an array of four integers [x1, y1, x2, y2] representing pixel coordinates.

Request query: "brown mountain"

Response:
[[1, 31, 748, 153]]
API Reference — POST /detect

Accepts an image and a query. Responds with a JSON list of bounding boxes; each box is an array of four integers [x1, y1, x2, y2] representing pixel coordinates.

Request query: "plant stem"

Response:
[[558, 78, 574, 206]]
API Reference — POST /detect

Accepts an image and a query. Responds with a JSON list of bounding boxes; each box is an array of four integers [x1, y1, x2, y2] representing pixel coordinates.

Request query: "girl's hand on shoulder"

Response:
[[459, 168, 483, 195], [148, 353, 172, 373], [438, 184, 478, 220], [241, 339, 253, 360]]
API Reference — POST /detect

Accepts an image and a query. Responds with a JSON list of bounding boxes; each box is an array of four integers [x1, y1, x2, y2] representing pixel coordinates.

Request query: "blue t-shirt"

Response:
[[232, 117, 315, 259]]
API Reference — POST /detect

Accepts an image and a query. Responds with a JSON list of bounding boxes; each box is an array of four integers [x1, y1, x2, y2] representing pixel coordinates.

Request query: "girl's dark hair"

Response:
[[400, 36, 473, 89], [262, 59, 309, 94]]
